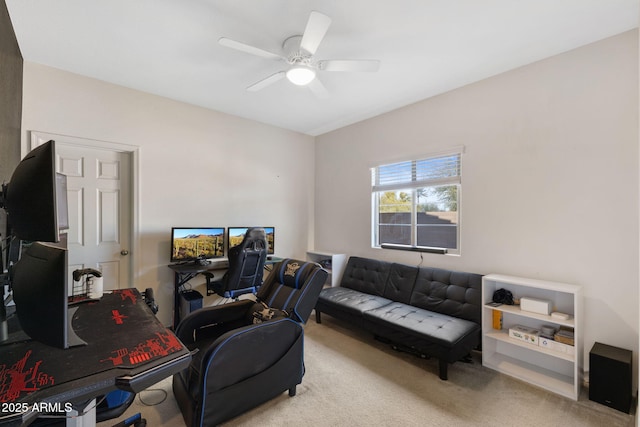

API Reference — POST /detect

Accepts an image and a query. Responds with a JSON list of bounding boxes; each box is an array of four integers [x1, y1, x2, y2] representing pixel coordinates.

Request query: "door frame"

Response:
[[27, 130, 140, 287]]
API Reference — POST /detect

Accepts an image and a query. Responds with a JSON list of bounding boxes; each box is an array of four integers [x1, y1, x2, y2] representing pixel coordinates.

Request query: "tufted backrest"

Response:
[[340, 256, 391, 297], [382, 263, 419, 304], [409, 267, 482, 324], [256, 258, 328, 323], [223, 227, 268, 296]]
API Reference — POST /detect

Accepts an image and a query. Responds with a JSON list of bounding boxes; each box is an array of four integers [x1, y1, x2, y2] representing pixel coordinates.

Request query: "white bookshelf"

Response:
[[306, 251, 347, 287], [482, 274, 582, 400]]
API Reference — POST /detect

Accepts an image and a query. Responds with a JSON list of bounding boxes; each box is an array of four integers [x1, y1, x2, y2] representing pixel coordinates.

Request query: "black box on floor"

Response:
[[589, 342, 633, 413], [179, 289, 203, 323]]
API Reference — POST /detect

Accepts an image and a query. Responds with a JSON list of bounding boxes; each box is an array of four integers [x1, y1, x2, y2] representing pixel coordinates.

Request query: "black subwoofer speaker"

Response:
[[589, 342, 632, 413]]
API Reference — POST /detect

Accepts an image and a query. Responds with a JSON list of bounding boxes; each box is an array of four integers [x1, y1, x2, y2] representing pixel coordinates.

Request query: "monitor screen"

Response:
[[2, 140, 69, 243], [228, 227, 274, 255], [170, 227, 225, 263]]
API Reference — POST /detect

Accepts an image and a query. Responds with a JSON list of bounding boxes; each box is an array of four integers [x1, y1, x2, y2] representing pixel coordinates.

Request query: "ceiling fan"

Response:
[[218, 11, 380, 98]]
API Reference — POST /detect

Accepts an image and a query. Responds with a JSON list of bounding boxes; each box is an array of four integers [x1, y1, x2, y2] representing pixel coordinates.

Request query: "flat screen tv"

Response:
[[228, 227, 274, 255], [11, 242, 86, 349], [1, 140, 69, 243], [170, 227, 226, 263]]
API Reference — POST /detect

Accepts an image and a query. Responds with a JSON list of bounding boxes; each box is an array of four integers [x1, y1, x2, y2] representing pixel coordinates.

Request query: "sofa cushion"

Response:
[[381, 263, 419, 304], [317, 287, 392, 317], [363, 301, 480, 349], [410, 267, 482, 324], [340, 256, 391, 297]]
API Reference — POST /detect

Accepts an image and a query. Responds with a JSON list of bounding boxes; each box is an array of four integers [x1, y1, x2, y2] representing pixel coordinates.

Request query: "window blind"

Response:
[[372, 152, 461, 192]]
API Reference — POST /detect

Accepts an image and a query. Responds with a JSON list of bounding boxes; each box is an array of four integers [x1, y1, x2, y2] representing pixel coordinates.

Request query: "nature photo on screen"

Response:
[[171, 227, 225, 262]]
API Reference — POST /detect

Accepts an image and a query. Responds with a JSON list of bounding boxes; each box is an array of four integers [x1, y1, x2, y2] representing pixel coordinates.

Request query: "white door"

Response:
[[55, 144, 132, 292]]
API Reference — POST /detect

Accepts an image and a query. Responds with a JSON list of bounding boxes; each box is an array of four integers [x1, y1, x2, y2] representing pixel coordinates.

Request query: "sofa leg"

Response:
[[315, 310, 322, 324], [438, 359, 448, 380], [289, 386, 297, 397]]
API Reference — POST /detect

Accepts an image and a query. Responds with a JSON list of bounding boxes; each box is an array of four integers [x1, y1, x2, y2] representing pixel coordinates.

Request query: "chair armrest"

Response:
[[175, 299, 255, 344]]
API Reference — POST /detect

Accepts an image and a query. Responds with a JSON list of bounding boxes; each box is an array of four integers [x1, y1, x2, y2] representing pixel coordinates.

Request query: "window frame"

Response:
[[371, 149, 462, 255]]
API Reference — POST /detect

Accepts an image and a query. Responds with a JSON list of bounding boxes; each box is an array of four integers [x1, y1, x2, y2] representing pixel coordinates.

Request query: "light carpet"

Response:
[[99, 315, 635, 426]]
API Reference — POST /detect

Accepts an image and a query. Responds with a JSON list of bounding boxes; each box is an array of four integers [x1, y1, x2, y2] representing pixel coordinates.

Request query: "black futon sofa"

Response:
[[315, 256, 482, 380]]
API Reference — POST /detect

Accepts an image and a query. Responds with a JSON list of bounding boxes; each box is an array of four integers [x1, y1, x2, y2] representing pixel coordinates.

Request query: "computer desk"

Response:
[[168, 257, 283, 329], [0, 289, 191, 427]]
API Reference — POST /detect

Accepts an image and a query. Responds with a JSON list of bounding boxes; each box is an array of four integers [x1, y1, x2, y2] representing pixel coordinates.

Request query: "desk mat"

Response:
[[0, 289, 186, 403]]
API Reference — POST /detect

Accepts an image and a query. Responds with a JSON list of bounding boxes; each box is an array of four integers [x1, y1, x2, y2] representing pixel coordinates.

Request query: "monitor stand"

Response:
[[0, 300, 7, 343], [0, 305, 87, 348], [66, 305, 87, 348], [1, 304, 31, 346]]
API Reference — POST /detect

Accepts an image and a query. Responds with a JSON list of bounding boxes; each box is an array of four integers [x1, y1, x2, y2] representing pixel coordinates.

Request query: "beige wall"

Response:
[[20, 62, 315, 326], [315, 30, 639, 375]]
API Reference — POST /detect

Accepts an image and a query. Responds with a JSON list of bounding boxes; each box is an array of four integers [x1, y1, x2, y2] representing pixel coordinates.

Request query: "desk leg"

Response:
[[173, 272, 180, 329], [67, 398, 96, 427]]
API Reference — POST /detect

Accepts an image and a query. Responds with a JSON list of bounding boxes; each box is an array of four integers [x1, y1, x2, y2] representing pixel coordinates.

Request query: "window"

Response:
[[371, 150, 461, 254]]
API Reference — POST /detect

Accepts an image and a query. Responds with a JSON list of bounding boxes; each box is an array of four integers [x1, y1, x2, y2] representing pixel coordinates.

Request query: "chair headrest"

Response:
[[244, 228, 267, 248], [230, 228, 267, 253], [277, 259, 316, 289], [246, 227, 266, 240]]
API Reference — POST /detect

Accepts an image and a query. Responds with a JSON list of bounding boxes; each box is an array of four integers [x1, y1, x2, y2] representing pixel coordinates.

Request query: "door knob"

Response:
[[120, 250, 129, 256]]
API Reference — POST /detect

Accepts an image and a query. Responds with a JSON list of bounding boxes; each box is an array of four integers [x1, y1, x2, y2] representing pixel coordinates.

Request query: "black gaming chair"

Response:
[[204, 227, 267, 299], [172, 259, 328, 427]]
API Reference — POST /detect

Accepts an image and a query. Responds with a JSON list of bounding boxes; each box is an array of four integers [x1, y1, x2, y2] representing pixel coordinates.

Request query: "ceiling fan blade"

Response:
[[300, 11, 332, 55], [219, 37, 282, 60], [318, 59, 380, 72], [308, 78, 329, 99], [247, 71, 286, 92]]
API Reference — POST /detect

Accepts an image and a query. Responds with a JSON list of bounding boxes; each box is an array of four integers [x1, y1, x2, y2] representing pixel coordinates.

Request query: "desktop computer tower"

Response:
[[179, 289, 203, 324], [589, 342, 633, 413]]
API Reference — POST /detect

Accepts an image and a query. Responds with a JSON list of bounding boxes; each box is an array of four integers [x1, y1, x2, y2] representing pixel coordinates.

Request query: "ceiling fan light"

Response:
[[286, 67, 316, 86]]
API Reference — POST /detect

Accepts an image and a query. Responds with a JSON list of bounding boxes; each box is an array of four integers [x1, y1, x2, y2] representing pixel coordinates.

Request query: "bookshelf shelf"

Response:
[[306, 251, 346, 287], [482, 274, 582, 400]]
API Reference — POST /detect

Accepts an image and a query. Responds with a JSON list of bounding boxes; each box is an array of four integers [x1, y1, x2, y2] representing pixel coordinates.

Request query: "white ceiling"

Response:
[[6, 0, 639, 136]]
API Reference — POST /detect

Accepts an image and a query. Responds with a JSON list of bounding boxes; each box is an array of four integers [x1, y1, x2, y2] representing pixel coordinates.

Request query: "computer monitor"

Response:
[[11, 242, 86, 349], [170, 227, 226, 263], [1, 140, 69, 243], [0, 140, 77, 349], [228, 227, 275, 255]]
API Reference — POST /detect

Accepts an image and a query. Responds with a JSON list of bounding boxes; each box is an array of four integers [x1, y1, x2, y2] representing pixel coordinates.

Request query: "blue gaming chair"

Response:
[[172, 259, 327, 426]]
